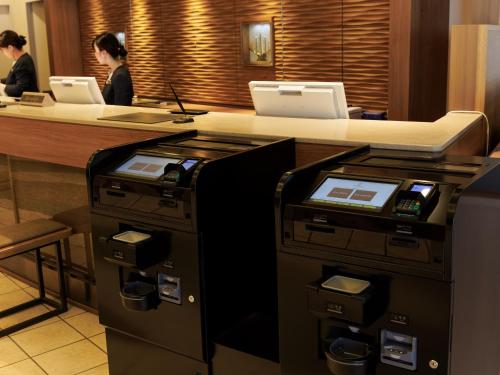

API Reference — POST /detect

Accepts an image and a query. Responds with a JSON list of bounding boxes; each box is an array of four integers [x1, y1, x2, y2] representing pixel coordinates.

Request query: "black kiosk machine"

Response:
[[275, 146, 500, 375], [87, 130, 294, 374]]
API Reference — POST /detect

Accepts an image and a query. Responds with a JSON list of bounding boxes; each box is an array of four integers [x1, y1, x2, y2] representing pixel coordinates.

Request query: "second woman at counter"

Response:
[[93, 32, 134, 106]]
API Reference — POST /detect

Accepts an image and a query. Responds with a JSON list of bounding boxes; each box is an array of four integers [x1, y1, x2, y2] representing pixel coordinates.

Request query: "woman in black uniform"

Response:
[[0, 30, 38, 97], [93, 32, 134, 106]]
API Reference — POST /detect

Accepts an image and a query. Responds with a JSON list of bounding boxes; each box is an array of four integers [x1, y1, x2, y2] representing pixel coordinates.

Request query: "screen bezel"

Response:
[[305, 175, 403, 212]]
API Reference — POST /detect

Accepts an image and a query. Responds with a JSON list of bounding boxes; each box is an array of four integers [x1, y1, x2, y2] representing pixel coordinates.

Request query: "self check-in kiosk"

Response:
[[87, 130, 294, 374], [275, 146, 500, 375]]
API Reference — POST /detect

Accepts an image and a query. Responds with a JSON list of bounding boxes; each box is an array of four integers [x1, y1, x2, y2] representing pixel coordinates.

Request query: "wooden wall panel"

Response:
[[78, 0, 390, 111], [343, 0, 390, 110], [388, 0, 450, 122], [44, 0, 83, 76], [128, 0, 166, 98], [280, 0, 343, 82], [160, 1, 239, 105], [450, 0, 500, 25], [388, 0, 412, 120], [78, 0, 130, 89], [408, 0, 450, 122]]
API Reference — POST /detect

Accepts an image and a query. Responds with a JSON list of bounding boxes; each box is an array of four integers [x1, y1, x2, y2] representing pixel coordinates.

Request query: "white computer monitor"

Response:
[[249, 81, 349, 119], [49, 76, 105, 104]]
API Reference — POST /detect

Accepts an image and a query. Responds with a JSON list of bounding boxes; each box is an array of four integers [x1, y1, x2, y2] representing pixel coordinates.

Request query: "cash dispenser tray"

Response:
[[121, 279, 159, 311], [326, 337, 373, 375], [102, 229, 168, 311], [307, 275, 384, 325]]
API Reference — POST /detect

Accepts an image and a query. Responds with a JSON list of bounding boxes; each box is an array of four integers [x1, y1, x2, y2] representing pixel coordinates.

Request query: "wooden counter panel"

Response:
[[442, 117, 486, 157], [295, 143, 353, 166], [0, 117, 166, 168]]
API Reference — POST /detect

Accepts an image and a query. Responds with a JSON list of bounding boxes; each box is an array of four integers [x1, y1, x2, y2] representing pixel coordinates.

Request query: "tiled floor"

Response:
[[0, 271, 109, 375]]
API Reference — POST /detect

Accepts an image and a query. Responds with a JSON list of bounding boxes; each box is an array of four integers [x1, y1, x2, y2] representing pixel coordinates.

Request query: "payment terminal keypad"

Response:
[[395, 199, 422, 215]]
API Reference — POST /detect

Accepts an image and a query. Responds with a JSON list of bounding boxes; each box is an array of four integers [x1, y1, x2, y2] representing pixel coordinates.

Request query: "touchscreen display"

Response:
[[410, 183, 433, 197], [181, 159, 199, 171], [114, 155, 180, 179], [308, 177, 399, 209]]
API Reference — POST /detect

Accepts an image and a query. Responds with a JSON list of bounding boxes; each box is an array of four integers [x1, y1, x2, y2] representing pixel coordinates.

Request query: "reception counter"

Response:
[[0, 99, 487, 307], [0, 99, 486, 167]]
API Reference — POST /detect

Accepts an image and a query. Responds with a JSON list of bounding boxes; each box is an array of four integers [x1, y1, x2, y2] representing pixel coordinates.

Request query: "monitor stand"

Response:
[[173, 116, 194, 124], [170, 109, 208, 116]]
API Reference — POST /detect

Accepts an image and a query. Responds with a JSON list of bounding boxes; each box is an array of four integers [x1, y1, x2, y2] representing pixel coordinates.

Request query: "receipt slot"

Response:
[[275, 146, 500, 375], [88, 130, 295, 374]]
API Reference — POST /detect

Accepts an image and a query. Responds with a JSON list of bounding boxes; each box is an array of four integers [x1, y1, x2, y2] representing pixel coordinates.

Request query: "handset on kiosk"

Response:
[[394, 182, 438, 217]]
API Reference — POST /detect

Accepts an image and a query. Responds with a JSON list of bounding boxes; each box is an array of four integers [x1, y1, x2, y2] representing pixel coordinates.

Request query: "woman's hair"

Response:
[[92, 32, 128, 59], [0, 30, 27, 49]]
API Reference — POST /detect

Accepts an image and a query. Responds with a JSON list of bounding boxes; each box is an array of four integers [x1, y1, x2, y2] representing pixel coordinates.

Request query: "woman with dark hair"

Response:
[[0, 30, 38, 97], [93, 32, 134, 106]]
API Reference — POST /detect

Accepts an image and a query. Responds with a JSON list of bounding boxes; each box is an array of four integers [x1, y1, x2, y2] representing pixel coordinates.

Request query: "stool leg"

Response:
[[83, 232, 94, 303], [62, 237, 72, 298], [83, 232, 94, 276], [55, 241, 68, 311], [35, 248, 45, 299]]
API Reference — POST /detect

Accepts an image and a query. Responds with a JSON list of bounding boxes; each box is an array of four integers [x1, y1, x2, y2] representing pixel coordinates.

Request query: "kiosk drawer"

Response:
[[307, 275, 385, 325]]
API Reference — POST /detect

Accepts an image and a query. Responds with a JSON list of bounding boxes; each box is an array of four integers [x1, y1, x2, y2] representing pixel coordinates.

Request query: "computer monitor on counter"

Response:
[[49, 76, 105, 105], [249, 81, 349, 119]]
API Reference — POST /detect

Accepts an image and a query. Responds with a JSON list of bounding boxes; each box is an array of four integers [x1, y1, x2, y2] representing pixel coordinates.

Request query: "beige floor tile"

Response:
[[0, 303, 59, 332], [8, 275, 31, 289], [78, 363, 109, 375], [0, 276, 21, 295], [0, 208, 15, 226], [65, 312, 104, 338], [0, 359, 46, 375], [0, 337, 28, 368], [89, 333, 107, 353], [23, 286, 56, 300], [0, 289, 33, 311], [10, 320, 84, 356], [33, 339, 107, 375], [59, 304, 86, 320], [23, 286, 39, 298], [18, 209, 48, 222]]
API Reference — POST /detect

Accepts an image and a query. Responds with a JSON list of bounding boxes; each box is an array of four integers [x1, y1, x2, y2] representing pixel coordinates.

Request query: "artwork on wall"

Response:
[[114, 31, 126, 47], [240, 21, 274, 67]]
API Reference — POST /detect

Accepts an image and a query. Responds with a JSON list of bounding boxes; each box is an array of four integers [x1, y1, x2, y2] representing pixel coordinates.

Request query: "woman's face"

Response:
[[94, 44, 107, 65], [0, 45, 15, 60]]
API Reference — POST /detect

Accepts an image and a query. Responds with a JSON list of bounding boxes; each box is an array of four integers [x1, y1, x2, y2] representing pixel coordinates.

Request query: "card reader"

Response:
[[394, 182, 438, 217]]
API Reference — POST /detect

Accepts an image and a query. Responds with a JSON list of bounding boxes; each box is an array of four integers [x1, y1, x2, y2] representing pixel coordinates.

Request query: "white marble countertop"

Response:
[[0, 97, 482, 152]]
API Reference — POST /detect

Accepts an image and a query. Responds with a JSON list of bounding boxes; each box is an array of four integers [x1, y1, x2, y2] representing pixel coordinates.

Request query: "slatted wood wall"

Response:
[[78, 0, 389, 111]]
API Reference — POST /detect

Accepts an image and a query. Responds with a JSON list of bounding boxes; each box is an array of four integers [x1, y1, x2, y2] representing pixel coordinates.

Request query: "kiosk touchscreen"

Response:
[[308, 177, 399, 210], [49, 76, 105, 104], [113, 154, 201, 180], [114, 155, 181, 179]]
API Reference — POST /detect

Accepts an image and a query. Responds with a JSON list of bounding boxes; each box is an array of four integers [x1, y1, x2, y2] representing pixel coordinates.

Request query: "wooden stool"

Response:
[[0, 219, 71, 337], [52, 206, 93, 301]]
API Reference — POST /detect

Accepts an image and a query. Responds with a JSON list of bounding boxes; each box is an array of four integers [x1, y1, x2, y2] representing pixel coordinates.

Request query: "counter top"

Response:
[[0, 98, 482, 152]]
